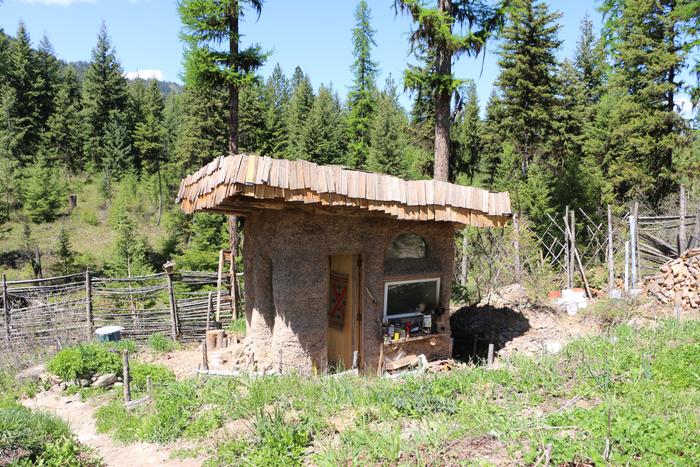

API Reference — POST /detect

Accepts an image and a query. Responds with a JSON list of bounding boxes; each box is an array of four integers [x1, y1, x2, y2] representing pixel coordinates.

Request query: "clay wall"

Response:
[[241, 206, 455, 374]]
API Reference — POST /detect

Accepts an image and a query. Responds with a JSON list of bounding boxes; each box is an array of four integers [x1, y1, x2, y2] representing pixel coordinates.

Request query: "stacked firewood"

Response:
[[646, 249, 700, 308]]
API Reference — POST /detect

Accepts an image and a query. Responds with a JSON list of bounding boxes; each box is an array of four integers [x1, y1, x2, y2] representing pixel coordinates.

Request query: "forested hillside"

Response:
[[0, 0, 698, 280]]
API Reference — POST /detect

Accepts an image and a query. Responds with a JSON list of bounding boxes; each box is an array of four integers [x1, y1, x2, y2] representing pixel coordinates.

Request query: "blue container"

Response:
[[95, 325, 124, 343]]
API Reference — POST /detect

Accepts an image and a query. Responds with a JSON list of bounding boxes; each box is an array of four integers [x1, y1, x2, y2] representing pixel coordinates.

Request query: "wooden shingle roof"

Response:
[[176, 154, 512, 227]]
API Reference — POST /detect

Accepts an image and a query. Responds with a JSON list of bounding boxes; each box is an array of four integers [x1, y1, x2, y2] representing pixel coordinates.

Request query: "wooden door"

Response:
[[328, 254, 360, 370]]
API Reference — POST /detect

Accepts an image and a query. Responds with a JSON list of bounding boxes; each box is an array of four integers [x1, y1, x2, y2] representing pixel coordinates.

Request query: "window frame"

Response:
[[382, 277, 441, 323]]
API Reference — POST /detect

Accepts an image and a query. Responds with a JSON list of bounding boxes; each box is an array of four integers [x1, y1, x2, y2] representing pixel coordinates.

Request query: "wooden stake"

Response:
[[146, 375, 153, 394], [679, 184, 687, 254], [2, 273, 10, 348], [607, 205, 614, 293], [377, 342, 384, 376], [513, 212, 522, 283], [624, 241, 630, 292], [487, 343, 494, 369], [206, 291, 213, 332], [164, 269, 178, 341], [122, 350, 131, 403], [632, 202, 640, 283], [570, 209, 576, 288], [85, 270, 93, 340], [564, 207, 572, 289], [202, 339, 209, 371], [352, 350, 359, 370]]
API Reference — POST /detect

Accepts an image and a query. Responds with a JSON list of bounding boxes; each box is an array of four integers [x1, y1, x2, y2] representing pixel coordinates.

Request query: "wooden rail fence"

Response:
[[0, 269, 241, 371]]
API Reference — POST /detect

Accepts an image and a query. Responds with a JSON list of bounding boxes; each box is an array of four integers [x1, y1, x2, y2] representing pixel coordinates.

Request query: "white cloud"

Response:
[[17, 0, 95, 5], [675, 95, 697, 120], [125, 69, 164, 81]]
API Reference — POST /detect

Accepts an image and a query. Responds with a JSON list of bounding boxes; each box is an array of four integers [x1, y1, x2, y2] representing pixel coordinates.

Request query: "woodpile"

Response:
[[646, 249, 700, 308]]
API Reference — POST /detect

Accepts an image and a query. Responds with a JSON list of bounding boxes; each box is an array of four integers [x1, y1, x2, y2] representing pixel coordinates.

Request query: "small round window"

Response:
[[387, 234, 426, 259]]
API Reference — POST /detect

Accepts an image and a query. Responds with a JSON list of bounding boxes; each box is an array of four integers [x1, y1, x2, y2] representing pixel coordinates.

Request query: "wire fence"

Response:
[[0, 270, 239, 372]]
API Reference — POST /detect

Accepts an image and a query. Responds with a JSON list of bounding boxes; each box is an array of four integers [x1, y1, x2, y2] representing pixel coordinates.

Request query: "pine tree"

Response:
[[494, 0, 561, 176], [102, 111, 133, 197], [105, 208, 154, 277], [285, 68, 315, 159], [0, 86, 19, 227], [480, 91, 506, 188], [594, 0, 696, 204], [347, 0, 378, 168], [179, 0, 267, 155], [174, 84, 228, 172], [53, 225, 75, 275], [239, 79, 265, 153], [21, 157, 66, 223], [42, 67, 84, 175], [451, 81, 483, 183], [366, 78, 410, 177], [7, 21, 40, 165], [301, 85, 348, 165], [82, 23, 129, 169], [394, 0, 506, 181], [175, 212, 229, 271], [259, 64, 290, 156], [35, 35, 60, 132], [574, 14, 605, 106]]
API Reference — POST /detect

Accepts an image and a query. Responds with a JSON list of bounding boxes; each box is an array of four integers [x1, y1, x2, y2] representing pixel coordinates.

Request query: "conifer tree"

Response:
[[366, 78, 409, 177], [7, 21, 40, 165], [480, 91, 506, 188], [21, 157, 65, 223], [347, 0, 378, 168], [259, 64, 290, 156], [53, 225, 75, 275], [239, 80, 265, 153], [394, 0, 506, 181], [285, 68, 314, 159], [101, 111, 133, 198], [105, 208, 154, 277], [494, 0, 561, 175], [82, 23, 129, 169], [0, 86, 20, 226], [42, 67, 84, 175], [574, 14, 605, 106], [301, 85, 348, 165], [133, 80, 166, 222], [35, 35, 60, 132], [174, 84, 228, 172], [179, 0, 267, 155], [451, 81, 482, 183], [595, 0, 697, 204]]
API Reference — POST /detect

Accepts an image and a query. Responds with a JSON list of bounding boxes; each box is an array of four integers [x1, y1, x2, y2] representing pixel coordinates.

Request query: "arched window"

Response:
[[387, 233, 426, 259]]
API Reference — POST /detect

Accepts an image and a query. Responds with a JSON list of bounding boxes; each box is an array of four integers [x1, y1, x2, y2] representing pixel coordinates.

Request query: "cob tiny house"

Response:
[[177, 154, 511, 374]]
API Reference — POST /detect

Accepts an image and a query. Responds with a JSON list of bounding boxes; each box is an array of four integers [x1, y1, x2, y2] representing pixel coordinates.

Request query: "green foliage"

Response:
[[301, 85, 347, 165], [147, 333, 177, 353], [227, 316, 247, 337], [21, 157, 66, 223], [52, 225, 76, 275], [175, 212, 228, 271], [104, 206, 154, 277], [46, 343, 121, 381], [0, 403, 97, 466], [285, 68, 315, 159], [366, 77, 410, 177]]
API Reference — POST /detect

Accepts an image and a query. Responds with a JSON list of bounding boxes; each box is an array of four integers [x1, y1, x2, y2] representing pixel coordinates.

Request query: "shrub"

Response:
[[129, 362, 175, 393], [227, 317, 247, 337], [47, 343, 121, 381], [147, 333, 177, 353], [0, 403, 98, 465], [80, 210, 100, 226]]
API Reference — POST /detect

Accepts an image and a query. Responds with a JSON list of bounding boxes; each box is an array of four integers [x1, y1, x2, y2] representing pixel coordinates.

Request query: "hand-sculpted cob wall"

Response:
[[241, 206, 455, 374]]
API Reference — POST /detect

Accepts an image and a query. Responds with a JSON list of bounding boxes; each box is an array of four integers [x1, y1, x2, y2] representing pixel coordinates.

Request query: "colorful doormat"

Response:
[[329, 272, 349, 330]]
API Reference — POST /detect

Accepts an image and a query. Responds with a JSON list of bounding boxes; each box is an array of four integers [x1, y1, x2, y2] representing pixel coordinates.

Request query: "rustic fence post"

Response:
[[624, 240, 630, 293], [2, 273, 10, 348], [163, 261, 178, 341], [460, 230, 468, 286], [570, 209, 576, 288], [630, 203, 639, 289], [487, 343, 495, 369], [607, 205, 615, 293], [122, 349, 131, 403], [85, 270, 93, 340], [679, 184, 687, 254], [513, 212, 522, 284], [564, 206, 572, 289], [694, 206, 700, 249]]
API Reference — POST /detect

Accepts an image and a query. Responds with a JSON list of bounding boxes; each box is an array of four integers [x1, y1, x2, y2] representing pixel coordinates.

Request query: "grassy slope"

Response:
[[86, 317, 700, 466], [0, 176, 167, 281]]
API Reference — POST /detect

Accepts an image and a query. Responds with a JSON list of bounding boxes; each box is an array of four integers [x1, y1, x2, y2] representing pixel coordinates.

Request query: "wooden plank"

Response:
[[245, 156, 258, 184]]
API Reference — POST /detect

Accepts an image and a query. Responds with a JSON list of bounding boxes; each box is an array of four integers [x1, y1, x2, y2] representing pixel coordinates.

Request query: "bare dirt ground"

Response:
[[21, 388, 204, 467]]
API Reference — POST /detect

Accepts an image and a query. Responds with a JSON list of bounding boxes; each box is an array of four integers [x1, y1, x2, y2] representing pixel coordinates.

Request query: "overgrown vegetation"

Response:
[[88, 319, 700, 465], [0, 373, 101, 466]]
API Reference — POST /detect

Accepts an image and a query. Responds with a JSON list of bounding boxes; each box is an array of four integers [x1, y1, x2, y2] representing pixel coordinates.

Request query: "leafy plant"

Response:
[[147, 333, 177, 353]]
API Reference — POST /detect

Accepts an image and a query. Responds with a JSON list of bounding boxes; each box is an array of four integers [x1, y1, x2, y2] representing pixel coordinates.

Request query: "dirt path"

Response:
[[22, 388, 203, 467]]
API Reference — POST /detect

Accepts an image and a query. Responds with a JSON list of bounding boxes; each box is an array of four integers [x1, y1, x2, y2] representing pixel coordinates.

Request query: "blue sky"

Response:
[[0, 0, 604, 111]]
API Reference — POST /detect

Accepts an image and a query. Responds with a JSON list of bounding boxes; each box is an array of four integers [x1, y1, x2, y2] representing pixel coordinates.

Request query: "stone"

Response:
[[15, 364, 46, 384], [92, 373, 118, 388], [544, 341, 563, 354], [79, 379, 90, 388], [113, 382, 123, 387]]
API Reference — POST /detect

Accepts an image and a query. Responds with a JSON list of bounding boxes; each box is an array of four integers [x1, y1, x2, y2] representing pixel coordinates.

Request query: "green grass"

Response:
[[147, 333, 179, 353], [87, 319, 700, 465]]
